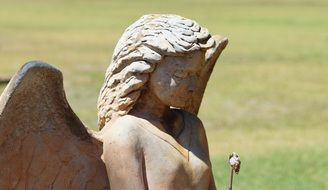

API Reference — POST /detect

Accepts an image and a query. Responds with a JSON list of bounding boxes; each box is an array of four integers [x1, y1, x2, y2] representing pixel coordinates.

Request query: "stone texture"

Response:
[[0, 62, 109, 189], [98, 14, 228, 189], [97, 14, 228, 129], [0, 14, 228, 190]]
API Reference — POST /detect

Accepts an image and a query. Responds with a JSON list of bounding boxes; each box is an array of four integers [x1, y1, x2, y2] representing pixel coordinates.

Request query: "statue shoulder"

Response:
[[180, 110, 205, 132], [180, 110, 210, 153], [102, 115, 145, 147]]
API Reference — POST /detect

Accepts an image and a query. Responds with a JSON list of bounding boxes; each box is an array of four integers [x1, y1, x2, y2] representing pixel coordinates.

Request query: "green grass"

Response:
[[0, 0, 327, 189], [212, 147, 328, 190]]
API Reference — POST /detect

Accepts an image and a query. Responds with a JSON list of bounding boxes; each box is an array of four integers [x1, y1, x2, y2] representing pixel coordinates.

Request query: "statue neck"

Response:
[[130, 89, 168, 118], [129, 90, 183, 137]]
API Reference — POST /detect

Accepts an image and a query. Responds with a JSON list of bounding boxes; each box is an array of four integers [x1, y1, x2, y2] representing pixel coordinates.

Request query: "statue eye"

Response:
[[173, 70, 188, 78]]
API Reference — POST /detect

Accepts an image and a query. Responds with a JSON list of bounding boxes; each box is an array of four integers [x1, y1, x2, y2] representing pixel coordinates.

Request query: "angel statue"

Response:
[[0, 14, 227, 189], [98, 14, 228, 189]]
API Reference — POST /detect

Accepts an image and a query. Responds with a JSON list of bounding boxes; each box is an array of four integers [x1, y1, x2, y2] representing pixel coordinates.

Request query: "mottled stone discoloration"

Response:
[[97, 14, 228, 130], [98, 14, 228, 190], [0, 61, 109, 189], [0, 14, 227, 190]]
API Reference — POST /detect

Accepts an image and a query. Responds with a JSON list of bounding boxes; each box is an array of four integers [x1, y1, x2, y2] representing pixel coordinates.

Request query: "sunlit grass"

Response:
[[212, 147, 328, 190], [0, 0, 327, 189]]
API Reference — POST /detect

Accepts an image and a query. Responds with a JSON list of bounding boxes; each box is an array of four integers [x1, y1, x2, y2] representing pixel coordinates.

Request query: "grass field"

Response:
[[0, 0, 327, 189]]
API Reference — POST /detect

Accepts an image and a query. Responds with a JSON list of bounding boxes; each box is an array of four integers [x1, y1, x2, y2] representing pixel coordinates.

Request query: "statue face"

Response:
[[149, 51, 205, 108]]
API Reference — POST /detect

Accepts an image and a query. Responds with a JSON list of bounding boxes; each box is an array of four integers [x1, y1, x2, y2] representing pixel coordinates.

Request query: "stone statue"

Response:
[[98, 14, 228, 189], [0, 14, 227, 189], [0, 62, 110, 189]]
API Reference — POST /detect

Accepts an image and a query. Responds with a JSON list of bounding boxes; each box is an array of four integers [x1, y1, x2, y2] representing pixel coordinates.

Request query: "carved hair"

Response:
[[97, 14, 216, 129]]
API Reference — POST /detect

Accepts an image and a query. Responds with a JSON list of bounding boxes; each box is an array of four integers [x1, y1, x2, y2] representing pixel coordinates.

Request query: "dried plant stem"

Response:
[[228, 168, 234, 190]]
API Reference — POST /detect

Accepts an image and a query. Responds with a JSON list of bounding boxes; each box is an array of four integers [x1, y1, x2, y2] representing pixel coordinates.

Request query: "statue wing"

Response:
[[187, 35, 228, 114], [0, 61, 109, 189]]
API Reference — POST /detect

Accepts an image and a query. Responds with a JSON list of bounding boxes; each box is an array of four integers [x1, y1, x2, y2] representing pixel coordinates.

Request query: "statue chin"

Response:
[[0, 14, 227, 190]]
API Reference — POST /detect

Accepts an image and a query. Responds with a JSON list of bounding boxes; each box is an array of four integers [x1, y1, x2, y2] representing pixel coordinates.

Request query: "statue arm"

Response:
[[102, 122, 148, 190], [209, 172, 217, 190], [192, 115, 217, 190], [203, 133, 217, 190], [202, 131, 217, 190]]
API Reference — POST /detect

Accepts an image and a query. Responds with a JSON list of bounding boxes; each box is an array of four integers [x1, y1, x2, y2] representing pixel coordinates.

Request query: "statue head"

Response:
[[97, 14, 227, 129]]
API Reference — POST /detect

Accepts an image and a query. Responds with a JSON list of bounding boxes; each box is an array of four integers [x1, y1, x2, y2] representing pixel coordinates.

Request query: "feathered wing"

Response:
[[186, 35, 228, 114], [0, 61, 109, 189]]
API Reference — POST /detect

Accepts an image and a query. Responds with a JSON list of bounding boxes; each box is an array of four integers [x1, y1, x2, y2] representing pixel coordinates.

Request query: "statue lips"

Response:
[[149, 50, 206, 109]]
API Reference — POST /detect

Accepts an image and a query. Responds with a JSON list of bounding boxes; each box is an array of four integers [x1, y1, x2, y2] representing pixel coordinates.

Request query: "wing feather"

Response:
[[0, 61, 109, 189]]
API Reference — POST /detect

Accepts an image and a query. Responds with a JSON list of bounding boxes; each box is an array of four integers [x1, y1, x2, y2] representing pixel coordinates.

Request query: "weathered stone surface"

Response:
[[98, 14, 227, 189], [0, 14, 227, 190], [97, 14, 228, 129], [0, 62, 109, 189]]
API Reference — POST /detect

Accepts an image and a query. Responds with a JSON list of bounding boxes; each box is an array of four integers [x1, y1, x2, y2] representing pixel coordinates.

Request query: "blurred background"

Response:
[[0, 0, 327, 189]]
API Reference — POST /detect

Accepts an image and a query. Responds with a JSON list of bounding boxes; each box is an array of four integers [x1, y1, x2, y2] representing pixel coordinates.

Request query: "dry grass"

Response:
[[1, 0, 327, 189]]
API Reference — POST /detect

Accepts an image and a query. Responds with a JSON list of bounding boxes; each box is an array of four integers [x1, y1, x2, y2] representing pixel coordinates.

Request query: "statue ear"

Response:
[[205, 35, 228, 65]]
